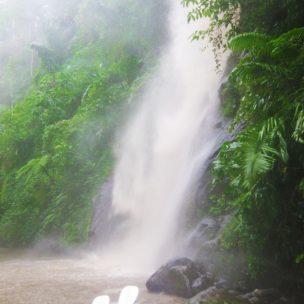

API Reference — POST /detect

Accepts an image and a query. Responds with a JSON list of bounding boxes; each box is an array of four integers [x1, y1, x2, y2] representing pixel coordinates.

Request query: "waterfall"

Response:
[[96, 1, 226, 275]]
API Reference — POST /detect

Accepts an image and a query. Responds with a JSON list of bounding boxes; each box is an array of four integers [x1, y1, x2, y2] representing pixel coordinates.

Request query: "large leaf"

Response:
[[229, 32, 271, 55]]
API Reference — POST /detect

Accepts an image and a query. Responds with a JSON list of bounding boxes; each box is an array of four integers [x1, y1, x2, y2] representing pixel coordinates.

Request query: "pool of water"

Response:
[[0, 249, 186, 304]]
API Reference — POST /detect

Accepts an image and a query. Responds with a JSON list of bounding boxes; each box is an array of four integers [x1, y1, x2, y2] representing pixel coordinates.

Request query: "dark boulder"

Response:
[[146, 257, 214, 298]]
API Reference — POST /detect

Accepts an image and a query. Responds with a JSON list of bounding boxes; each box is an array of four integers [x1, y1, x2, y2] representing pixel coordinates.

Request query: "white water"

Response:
[[97, 1, 225, 274]]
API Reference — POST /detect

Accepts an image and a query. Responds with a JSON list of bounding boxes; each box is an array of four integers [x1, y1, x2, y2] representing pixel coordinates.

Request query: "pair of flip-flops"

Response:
[[92, 286, 139, 304]]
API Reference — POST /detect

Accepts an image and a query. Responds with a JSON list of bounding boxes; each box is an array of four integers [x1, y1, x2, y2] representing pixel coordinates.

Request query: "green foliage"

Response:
[[229, 32, 271, 55], [0, 0, 166, 246], [30, 44, 61, 81], [182, 0, 304, 68], [211, 27, 304, 281]]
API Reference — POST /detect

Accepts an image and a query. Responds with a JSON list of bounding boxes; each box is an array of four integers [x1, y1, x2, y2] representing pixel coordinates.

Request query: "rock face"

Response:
[[146, 258, 214, 298]]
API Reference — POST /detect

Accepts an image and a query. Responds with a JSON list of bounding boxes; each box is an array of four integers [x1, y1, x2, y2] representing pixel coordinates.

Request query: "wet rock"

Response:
[[227, 289, 241, 297], [234, 280, 251, 293], [184, 217, 220, 256], [215, 279, 230, 289], [238, 288, 280, 304], [146, 258, 214, 298], [90, 177, 113, 244], [238, 292, 255, 301], [272, 296, 291, 304], [188, 286, 220, 304], [249, 297, 261, 304], [191, 273, 214, 294], [253, 288, 279, 301]]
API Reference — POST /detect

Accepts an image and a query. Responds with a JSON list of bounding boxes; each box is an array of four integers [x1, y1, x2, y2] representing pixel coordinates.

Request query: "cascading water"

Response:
[[0, 2, 228, 303], [97, 0, 226, 274]]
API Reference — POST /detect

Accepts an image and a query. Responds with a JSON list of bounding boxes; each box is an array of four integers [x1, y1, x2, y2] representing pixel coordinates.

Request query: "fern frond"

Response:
[[240, 129, 280, 187], [229, 32, 271, 55], [259, 117, 288, 163], [293, 105, 304, 144], [16, 155, 50, 183], [243, 144, 274, 187], [271, 27, 304, 57], [272, 27, 304, 46], [277, 132, 289, 163], [258, 117, 282, 140], [231, 62, 291, 82]]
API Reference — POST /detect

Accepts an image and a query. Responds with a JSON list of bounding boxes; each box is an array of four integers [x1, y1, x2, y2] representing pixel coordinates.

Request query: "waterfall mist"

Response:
[[94, 0, 227, 274]]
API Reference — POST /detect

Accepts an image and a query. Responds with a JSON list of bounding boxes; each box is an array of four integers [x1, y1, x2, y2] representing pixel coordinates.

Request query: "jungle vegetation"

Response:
[[0, 0, 168, 246], [183, 0, 304, 292]]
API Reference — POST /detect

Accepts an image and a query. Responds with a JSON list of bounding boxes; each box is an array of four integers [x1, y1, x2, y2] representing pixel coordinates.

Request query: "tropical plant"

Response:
[[182, 0, 304, 57], [0, 0, 168, 246], [211, 28, 304, 282]]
